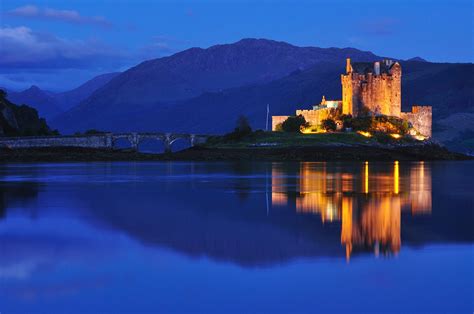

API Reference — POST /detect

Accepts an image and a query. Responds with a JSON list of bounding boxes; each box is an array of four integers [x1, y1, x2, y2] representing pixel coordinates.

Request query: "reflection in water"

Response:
[[0, 162, 472, 313], [272, 161, 432, 260]]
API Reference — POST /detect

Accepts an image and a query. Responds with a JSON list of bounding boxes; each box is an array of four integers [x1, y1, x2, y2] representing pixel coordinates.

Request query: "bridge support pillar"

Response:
[[164, 133, 172, 153], [105, 133, 113, 149], [130, 133, 139, 152]]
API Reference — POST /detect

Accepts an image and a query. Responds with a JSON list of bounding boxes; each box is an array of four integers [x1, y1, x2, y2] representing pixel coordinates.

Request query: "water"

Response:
[[0, 161, 472, 313]]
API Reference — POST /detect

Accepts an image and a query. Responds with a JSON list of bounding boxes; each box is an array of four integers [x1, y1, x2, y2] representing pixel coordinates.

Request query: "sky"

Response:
[[1, 0, 473, 91]]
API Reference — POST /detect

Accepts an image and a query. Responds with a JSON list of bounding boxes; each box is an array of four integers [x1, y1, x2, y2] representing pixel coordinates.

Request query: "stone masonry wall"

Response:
[[341, 62, 401, 117], [401, 106, 432, 137], [0, 134, 113, 149], [296, 108, 332, 128]]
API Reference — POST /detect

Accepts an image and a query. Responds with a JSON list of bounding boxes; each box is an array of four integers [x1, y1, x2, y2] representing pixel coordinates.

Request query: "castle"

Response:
[[272, 58, 432, 138]]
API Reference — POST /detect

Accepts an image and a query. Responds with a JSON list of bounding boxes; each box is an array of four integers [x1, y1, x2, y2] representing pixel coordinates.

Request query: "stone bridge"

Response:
[[0, 132, 210, 153]]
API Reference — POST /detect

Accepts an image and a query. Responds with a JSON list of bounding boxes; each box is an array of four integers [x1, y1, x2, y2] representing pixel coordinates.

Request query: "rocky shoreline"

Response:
[[0, 143, 470, 163]]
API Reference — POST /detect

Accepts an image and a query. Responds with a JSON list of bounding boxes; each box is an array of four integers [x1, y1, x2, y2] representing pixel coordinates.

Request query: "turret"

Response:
[[346, 58, 352, 74], [374, 62, 380, 75]]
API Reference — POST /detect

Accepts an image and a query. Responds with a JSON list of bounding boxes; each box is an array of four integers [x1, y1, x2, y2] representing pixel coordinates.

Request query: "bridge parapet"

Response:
[[0, 132, 210, 153]]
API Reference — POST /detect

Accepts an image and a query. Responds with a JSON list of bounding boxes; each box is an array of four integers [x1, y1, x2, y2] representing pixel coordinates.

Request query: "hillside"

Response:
[[0, 90, 54, 136], [54, 39, 380, 123], [6, 86, 62, 120], [54, 72, 120, 111], [53, 60, 474, 149], [5, 72, 119, 120]]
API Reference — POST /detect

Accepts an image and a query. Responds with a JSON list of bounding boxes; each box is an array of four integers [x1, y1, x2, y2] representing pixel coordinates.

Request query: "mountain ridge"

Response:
[[4, 72, 119, 120], [60, 38, 382, 119]]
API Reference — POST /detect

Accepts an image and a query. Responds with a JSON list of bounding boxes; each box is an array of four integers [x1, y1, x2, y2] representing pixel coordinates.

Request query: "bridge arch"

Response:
[[136, 136, 166, 153], [167, 135, 193, 153]]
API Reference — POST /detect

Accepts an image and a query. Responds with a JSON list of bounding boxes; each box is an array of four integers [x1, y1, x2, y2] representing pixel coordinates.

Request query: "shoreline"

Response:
[[0, 144, 470, 163]]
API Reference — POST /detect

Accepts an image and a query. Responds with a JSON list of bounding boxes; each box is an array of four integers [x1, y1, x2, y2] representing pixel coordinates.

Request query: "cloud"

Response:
[[359, 17, 399, 36], [0, 26, 128, 70], [8, 4, 113, 29]]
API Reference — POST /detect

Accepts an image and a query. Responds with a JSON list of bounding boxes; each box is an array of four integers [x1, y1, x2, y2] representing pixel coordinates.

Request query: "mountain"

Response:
[[51, 39, 473, 152], [5, 72, 119, 121], [54, 72, 120, 111], [0, 90, 54, 136], [56, 39, 381, 121], [406, 56, 427, 62], [6, 86, 62, 120]]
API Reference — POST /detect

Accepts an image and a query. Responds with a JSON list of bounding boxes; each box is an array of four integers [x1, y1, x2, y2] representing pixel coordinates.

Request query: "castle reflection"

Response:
[[271, 161, 432, 260]]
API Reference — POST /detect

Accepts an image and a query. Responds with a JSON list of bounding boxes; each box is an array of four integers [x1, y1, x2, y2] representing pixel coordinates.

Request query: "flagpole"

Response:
[[266, 104, 269, 131]]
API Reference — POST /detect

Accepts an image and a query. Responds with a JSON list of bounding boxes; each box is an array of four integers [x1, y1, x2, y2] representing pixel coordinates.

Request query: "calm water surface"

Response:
[[0, 161, 473, 313]]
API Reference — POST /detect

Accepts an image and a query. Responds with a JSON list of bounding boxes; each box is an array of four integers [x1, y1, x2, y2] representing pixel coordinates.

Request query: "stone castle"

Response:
[[272, 58, 432, 138]]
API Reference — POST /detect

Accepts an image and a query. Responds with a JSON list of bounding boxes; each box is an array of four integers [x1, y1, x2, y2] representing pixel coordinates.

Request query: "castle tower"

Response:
[[341, 59, 402, 117], [388, 62, 401, 117], [341, 58, 355, 116]]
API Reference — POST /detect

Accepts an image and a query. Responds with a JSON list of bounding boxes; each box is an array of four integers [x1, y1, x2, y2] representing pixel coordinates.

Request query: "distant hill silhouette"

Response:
[[6, 86, 62, 120], [0, 90, 54, 136], [5, 72, 119, 120], [53, 39, 381, 123], [406, 56, 427, 62], [54, 72, 120, 111]]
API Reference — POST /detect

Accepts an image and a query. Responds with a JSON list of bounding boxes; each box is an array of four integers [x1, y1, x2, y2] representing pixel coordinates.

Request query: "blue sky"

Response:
[[1, 0, 472, 91]]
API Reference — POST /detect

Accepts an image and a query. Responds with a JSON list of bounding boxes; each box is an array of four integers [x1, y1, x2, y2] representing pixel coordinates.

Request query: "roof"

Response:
[[351, 61, 396, 75]]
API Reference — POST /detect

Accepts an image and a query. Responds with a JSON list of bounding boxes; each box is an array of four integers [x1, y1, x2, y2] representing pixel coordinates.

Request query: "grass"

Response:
[[204, 131, 419, 148]]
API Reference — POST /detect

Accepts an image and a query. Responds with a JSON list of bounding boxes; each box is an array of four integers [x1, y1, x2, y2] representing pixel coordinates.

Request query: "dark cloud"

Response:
[[0, 26, 128, 70], [8, 5, 113, 29]]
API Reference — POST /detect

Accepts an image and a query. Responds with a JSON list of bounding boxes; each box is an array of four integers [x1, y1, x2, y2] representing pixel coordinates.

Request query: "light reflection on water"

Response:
[[271, 161, 432, 260], [0, 161, 472, 312]]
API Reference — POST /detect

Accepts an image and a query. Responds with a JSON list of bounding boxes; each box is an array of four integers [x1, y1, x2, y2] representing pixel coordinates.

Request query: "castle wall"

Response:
[[296, 108, 332, 128], [400, 106, 432, 138], [341, 74, 355, 116], [341, 61, 401, 117], [272, 116, 289, 131]]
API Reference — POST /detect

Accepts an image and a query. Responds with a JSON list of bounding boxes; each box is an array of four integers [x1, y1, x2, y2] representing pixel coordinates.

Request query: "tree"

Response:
[[85, 129, 107, 135], [281, 115, 308, 133], [340, 114, 353, 129], [352, 116, 374, 131], [321, 118, 337, 132], [224, 115, 253, 141], [235, 115, 252, 135]]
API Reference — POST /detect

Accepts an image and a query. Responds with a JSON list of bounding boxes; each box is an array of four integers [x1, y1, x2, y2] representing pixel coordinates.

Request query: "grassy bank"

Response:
[[205, 131, 421, 148]]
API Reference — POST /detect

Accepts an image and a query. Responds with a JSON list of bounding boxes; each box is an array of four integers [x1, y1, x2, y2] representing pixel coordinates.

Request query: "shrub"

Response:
[[351, 116, 374, 131], [321, 118, 337, 132], [340, 114, 353, 129], [224, 115, 253, 141], [281, 115, 309, 133], [84, 129, 107, 135], [235, 115, 252, 134]]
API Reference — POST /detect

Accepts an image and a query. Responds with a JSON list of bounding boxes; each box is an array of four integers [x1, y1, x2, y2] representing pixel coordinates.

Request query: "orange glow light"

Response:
[[357, 131, 372, 137], [394, 161, 399, 194]]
